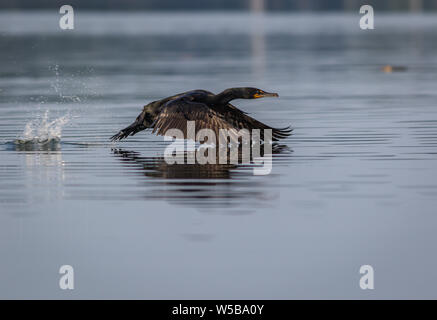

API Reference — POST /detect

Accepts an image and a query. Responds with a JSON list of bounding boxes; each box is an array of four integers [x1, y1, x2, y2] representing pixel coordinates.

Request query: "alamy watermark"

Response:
[[359, 5, 374, 30], [59, 5, 74, 30], [59, 265, 74, 290], [359, 265, 374, 290], [163, 121, 273, 175]]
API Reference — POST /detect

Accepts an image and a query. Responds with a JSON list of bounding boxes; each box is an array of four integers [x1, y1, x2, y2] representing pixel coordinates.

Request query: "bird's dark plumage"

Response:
[[110, 88, 292, 142]]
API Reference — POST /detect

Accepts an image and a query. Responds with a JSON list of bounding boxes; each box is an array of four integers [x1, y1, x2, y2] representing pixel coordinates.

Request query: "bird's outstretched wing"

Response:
[[110, 90, 215, 142], [152, 98, 292, 142], [110, 109, 149, 141], [217, 103, 292, 140], [152, 98, 235, 141]]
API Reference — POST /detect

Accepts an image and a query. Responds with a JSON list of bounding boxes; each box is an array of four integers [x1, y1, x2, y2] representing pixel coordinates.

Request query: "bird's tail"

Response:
[[110, 111, 147, 142]]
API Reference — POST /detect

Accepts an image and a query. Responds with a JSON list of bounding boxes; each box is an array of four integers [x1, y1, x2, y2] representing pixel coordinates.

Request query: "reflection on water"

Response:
[[1, 140, 65, 207], [111, 144, 292, 208], [250, 12, 266, 79], [8, 139, 61, 152]]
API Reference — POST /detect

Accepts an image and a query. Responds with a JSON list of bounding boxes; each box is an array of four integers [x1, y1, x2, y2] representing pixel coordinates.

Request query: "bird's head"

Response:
[[229, 87, 279, 99], [215, 87, 279, 104]]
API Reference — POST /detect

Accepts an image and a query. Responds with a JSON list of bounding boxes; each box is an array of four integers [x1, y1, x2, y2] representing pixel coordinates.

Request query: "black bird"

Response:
[[110, 87, 292, 142]]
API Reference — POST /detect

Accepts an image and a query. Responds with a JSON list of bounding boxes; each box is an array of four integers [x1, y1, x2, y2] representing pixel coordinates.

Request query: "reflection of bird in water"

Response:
[[112, 143, 290, 180], [111, 145, 292, 209], [110, 87, 292, 142], [381, 65, 408, 73], [114, 149, 236, 180]]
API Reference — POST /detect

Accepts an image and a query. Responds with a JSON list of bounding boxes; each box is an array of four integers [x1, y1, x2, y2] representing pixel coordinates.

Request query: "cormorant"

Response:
[[110, 87, 292, 142]]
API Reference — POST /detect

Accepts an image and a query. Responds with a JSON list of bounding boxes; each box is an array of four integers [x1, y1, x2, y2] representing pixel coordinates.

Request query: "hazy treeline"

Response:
[[1, 0, 436, 11]]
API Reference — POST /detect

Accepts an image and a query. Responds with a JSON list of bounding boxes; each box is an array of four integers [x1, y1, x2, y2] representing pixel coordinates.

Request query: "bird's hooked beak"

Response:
[[253, 91, 279, 99]]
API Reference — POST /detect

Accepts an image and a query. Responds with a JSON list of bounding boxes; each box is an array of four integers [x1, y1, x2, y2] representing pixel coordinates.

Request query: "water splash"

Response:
[[15, 111, 71, 144], [49, 64, 82, 102]]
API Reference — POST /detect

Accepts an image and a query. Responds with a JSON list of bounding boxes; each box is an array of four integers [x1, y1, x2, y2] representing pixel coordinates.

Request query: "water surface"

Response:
[[1, 12, 437, 299]]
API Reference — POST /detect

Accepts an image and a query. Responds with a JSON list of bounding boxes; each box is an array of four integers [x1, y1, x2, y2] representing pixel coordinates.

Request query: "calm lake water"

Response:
[[1, 11, 437, 299]]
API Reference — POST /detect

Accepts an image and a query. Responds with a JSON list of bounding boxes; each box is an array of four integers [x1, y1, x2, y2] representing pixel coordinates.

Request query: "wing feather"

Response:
[[152, 98, 235, 142], [152, 97, 292, 142], [213, 103, 293, 141]]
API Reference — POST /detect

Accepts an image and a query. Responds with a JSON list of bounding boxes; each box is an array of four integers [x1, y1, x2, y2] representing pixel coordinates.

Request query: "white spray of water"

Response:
[[50, 64, 82, 102], [15, 111, 71, 144]]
